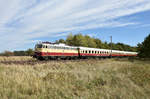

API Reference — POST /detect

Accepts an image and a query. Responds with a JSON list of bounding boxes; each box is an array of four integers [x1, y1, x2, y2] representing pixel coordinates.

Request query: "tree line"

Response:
[[56, 33, 137, 52], [0, 49, 34, 56]]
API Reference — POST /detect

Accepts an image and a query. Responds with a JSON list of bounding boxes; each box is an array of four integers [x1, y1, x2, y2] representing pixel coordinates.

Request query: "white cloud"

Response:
[[0, 0, 150, 51]]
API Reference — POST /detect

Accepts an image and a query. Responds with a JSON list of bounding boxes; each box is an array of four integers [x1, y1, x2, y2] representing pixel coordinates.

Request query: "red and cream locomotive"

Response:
[[33, 42, 137, 60]]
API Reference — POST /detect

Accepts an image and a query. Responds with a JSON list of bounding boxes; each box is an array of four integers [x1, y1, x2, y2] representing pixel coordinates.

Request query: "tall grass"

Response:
[[0, 57, 150, 99]]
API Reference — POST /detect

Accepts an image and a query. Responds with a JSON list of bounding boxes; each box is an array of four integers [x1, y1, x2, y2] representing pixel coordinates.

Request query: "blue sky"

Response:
[[0, 0, 150, 52]]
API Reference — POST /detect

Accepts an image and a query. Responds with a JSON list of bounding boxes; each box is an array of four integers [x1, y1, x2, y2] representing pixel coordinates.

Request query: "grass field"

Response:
[[0, 56, 150, 99]]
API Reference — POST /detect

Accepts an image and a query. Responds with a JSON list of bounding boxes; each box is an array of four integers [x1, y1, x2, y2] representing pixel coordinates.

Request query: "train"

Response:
[[33, 42, 138, 60]]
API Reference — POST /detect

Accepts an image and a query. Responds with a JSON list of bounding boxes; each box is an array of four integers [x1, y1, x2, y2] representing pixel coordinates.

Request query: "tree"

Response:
[[57, 39, 66, 44], [72, 34, 88, 47], [14, 51, 26, 56], [26, 49, 34, 56], [2, 51, 14, 56], [94, 38, 103, 48], [138, 34, 150, 58], [85, 35, 97, 48], [66, 33, 74, 45]]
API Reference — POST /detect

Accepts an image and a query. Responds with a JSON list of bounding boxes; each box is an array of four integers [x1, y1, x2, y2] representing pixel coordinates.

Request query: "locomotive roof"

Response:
[[38, 43, 78, 48]]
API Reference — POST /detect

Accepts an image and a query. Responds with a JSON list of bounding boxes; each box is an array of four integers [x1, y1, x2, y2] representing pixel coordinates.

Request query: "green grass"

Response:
[[0, 57, 150, 99]]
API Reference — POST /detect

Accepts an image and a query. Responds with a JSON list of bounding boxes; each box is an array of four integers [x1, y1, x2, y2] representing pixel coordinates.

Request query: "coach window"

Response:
[[95, 51, 97, 54]]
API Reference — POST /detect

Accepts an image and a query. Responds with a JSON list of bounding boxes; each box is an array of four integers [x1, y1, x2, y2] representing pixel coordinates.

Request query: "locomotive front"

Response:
[[33, 43, 45, 59]]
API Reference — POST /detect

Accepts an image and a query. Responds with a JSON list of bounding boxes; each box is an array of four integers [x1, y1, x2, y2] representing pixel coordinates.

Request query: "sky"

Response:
[[0, 0, 150, 52]]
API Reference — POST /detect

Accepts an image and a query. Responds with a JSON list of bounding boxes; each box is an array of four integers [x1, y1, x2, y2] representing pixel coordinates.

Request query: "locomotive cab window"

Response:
[[36, 44, 42, 48]]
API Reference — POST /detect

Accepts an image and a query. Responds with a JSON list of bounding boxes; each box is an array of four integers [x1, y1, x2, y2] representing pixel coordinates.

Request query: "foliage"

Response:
[[138, 34, 150, 58], [0, 51, 14, 56], [0, 49, 34, 56], [56, 33, 137, 51]]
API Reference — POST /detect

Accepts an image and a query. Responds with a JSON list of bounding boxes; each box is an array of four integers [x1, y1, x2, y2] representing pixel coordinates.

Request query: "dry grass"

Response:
[[0, 56, 150, 99]]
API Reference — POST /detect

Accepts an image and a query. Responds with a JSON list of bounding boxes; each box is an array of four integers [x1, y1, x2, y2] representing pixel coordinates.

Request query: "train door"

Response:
[[77, 48, 81, 58]]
